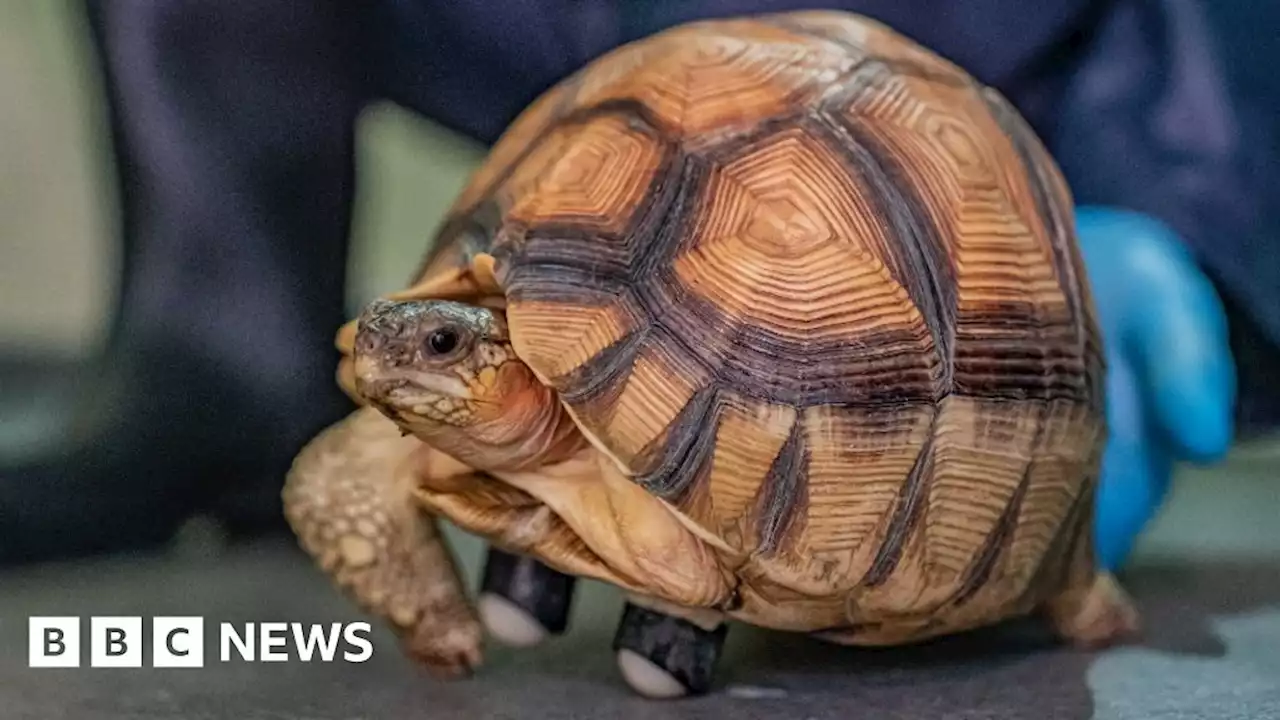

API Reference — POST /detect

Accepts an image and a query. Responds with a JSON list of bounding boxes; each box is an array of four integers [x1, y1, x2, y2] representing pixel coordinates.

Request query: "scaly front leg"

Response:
[[283, 407, 483, 676]]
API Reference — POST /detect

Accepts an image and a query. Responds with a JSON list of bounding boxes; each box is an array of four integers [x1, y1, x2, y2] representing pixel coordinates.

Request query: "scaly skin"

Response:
[[283, 407, 485, 677], [285, 297, 590, 677]]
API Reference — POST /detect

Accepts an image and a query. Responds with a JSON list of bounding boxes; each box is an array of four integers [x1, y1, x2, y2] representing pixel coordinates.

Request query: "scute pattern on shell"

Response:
[[421, 11, 1105, 629]]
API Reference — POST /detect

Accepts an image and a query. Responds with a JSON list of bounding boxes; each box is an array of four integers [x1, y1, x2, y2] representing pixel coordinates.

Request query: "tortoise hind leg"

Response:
[[283, 407, 484, 676], [478, 547, 577, 648], [1040, 493, 1141, 649], [1046, 571, 1140, 649], [612, 595, 728, 699]]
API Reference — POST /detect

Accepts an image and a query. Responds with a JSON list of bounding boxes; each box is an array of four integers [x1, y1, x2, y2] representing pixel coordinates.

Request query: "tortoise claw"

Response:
[[404, 619, 485, 679], [478, 547, 577, 647]]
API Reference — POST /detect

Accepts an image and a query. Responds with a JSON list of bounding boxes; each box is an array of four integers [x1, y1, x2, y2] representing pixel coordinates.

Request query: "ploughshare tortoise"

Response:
[[284, 10, 1140, 699]]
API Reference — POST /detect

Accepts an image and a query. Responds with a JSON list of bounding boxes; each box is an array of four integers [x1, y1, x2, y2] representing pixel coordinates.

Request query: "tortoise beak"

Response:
[[335, 318, 364, 402], [335, 301, 402, 401], [336, 318, 359, 356]]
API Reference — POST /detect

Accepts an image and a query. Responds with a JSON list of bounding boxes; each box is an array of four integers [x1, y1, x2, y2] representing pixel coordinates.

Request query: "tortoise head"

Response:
[[352, 298, 581, 471]]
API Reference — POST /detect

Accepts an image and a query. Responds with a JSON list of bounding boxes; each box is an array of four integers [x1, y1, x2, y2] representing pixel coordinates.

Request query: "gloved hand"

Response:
[[1076, 206, 1237, 571]]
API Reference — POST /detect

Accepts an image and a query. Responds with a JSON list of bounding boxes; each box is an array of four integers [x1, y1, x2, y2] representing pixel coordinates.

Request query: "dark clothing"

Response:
[[85, 0, 1279, 430]]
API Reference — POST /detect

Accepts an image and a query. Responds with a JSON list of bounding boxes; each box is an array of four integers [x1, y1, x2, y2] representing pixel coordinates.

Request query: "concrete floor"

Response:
[[0, 454, 1277, 720]]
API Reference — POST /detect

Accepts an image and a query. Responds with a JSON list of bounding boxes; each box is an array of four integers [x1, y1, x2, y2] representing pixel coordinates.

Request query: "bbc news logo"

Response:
[[28, 617, 373, 668]]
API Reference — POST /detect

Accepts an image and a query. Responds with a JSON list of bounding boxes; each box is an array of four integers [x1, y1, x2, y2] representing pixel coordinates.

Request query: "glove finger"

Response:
[[1093, 351, 1172, 571], [1122, 226, 1236, 463], [1094, 435, 1171, 571]]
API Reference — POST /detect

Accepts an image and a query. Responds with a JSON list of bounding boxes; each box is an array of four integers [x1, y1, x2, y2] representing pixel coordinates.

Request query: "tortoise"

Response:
[[283, 10, 1140, 699]]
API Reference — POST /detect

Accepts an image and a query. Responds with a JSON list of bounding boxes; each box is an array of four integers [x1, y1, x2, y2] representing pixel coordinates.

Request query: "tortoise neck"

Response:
[[410, 377, 588, 473]]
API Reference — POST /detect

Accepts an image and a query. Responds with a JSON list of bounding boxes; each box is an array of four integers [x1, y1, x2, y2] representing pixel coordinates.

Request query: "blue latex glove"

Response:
[[1076, 206, 1237, 571]]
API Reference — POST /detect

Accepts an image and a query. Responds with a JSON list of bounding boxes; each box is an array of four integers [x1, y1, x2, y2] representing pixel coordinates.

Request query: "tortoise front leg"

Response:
[[478, 547, 577, 647], [283, 407, 484, 677], [613, 595, 728, 699]]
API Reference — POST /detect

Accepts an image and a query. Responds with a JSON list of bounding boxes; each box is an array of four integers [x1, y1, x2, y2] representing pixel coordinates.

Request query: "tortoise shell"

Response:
[[375, 11, 1106, 638]]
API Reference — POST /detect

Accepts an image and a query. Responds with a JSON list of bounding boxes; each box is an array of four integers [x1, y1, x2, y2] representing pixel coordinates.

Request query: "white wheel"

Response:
[[616, 649, 690, 699], [478, 592, 548, 648]]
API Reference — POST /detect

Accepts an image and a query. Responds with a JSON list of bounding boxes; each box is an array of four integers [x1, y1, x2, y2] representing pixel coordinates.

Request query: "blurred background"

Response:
[[0, 1, 500, 561], [0, 1, 485, 461]]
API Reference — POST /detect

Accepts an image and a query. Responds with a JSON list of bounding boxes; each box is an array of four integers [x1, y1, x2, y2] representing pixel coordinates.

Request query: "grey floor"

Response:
[[0, 448, 1277, 720]]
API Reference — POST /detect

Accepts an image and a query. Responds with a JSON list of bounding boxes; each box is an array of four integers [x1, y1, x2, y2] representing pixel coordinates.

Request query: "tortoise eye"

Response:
[[425, 328, 460, 356]]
